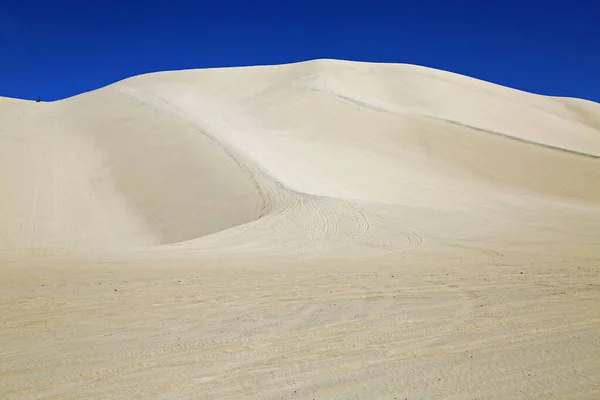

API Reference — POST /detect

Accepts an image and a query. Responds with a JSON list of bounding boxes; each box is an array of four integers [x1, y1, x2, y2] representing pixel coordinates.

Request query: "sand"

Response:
[[1, 59, 599, 399]]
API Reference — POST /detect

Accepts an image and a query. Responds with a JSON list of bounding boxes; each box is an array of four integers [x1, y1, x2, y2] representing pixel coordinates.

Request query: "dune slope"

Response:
[[0, 89, 265, 252], [2, 59, 599, 255]]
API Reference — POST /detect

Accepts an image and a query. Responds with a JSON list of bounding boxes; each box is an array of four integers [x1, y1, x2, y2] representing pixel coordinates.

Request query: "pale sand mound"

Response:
[[1, 59, 600, 399], [0, 90, 264, 252]]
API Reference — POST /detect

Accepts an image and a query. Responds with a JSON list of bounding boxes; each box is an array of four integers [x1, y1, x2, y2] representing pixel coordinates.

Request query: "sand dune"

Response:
[[1, 59, 600, 399]]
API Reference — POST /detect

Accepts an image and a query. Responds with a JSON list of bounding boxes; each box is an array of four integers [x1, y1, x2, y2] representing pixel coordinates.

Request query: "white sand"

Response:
[[1, 59, 599, 399]]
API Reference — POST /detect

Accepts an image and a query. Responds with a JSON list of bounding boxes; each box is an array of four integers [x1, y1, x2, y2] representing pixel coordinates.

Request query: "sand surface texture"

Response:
[[1, 59, 599, 399]]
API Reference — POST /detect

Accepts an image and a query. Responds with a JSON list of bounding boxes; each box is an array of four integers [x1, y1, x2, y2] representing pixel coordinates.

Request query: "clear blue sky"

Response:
[[1, 0, 599, 102]]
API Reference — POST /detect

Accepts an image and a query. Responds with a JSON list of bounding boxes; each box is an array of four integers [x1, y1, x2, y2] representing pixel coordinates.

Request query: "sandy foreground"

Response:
[[1, 59, 599, 399]]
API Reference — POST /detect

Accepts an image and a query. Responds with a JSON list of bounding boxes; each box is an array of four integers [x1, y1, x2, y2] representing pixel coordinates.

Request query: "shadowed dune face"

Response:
[[56, 90, 266, 245], [561, 98, 600, 132], [0, 90, 263, 251]]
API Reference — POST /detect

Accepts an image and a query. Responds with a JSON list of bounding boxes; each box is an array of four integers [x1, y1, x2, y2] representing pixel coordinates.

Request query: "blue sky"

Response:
[[1, 1, 599, 102]]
